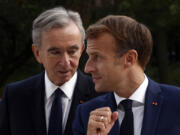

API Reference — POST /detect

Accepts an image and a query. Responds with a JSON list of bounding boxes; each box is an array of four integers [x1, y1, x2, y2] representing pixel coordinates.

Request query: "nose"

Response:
[[59, 53, 70, 67], [84, 59, 95, 74]]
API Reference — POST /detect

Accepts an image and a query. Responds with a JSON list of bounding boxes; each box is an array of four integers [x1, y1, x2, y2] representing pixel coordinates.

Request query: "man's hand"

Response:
[[87, 107, 118, 135]]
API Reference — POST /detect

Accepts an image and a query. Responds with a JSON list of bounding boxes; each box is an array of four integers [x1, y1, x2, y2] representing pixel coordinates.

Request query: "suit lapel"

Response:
[[30, 72, 47, 135], [64, 71, 120, 135], [141, 79, 164, 135], [105, 92, 120, 135], [64, 80, 80, 135], [64, 71, 95, 135]]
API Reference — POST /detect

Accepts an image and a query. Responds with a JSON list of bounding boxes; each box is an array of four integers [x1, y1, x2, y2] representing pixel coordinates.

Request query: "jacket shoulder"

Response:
[[77, 71, 94, 87], [2, 72, 44, 99], [7, 73, 43, 88], [76, 70, 98, 98], [78, 93, 112, 112], [159, 83, 180, 99], [148, 78, 180, 100]]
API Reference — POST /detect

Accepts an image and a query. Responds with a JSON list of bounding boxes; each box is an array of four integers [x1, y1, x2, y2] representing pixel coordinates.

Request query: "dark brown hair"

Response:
[[86, 15, 153, 69]]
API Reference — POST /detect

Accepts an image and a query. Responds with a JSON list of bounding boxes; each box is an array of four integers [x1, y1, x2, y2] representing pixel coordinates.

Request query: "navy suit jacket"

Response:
[[73, 78, 180, 135], [0, 70, 98, 135]]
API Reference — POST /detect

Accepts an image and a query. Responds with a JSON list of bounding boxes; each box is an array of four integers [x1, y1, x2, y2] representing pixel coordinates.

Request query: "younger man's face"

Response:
[[85, 33, 126, 92]]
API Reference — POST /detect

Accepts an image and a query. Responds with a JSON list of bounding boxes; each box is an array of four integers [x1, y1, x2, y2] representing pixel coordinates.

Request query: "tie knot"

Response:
[[54, 88, 64, 98], [120, 99, 132, 111]]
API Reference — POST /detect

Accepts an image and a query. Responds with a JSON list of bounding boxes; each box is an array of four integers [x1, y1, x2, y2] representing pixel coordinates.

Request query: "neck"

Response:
[[115, 66, 145, 98]]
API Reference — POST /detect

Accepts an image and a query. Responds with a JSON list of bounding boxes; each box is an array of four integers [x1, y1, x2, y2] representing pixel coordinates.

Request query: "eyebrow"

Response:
[[47, 47, 59, 52], [47, 44, 80, 52], [69, 45, 79, 50], [86, 50, 99, 56]]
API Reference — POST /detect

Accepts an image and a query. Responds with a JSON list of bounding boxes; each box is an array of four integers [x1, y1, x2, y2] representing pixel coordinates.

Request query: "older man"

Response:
[[0, 7, 97, 135], [73, 15, 180, 135]]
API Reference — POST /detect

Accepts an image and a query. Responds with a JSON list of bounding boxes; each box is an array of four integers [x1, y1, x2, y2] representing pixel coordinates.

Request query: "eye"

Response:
[[47, 47, 61, 56], [50, 50, 60, 55], [68, 49, 77, 55], [93, 54, 99, 61], [87, 52, 101, 62]]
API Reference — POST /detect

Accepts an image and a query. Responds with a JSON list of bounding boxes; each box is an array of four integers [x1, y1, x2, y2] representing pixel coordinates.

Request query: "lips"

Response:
[[58, 70, 71, 75], [59, 71, 69, 73], [92, 76, 101, 83]]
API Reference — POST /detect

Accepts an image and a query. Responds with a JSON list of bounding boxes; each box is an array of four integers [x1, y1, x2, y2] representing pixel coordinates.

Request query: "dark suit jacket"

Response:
[[72, 78, 180, 135], [0, 70, 98, 135]]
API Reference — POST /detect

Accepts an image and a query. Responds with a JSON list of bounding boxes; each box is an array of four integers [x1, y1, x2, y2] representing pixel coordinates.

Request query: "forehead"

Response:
[[42, 22, 81, 39], [86, 33, 117, 54], [41, 22, 82, 49]]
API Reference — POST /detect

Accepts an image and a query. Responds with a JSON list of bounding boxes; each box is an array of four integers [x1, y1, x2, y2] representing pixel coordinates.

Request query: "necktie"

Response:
[[48, 88, 63, 135], [120, 99, 134, 135]]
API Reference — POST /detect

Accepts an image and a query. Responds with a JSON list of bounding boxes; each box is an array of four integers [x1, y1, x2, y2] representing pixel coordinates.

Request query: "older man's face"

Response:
[[33, 22, 84, 86]]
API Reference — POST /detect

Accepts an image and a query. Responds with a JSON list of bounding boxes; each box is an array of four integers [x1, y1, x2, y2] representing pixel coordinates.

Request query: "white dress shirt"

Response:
[[44, 71, 77, 133], [114, 75, 148, 135]]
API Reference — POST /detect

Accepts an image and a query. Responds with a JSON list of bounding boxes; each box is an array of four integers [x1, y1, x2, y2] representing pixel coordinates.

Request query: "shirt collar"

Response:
[[114, 74, 148, 106], [45, 71, 77, 100]]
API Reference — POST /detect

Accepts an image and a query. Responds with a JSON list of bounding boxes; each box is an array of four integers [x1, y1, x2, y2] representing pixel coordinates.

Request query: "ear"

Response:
[[124, 49, 138, 68], [80, 43, 85, 54], [32, 44, 42, 64]]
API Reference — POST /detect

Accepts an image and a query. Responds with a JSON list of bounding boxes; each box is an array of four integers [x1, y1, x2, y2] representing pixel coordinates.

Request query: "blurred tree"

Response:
[[94, 0, 180, 84], [0, 0, 96, 94], [131, 0, 180, 84], [0, 0, 180, 97], [0, 1, 33, 91]]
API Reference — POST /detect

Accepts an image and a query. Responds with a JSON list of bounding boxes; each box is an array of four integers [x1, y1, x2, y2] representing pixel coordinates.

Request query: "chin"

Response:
[[58, 74, 72, 81], [61, 78, 70, 84], [95, 86, 105, 92], [95, 85, 111, 93], [54, 78, 70, 86]]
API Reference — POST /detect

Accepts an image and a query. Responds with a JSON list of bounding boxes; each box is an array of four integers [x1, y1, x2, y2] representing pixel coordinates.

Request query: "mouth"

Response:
[[92, 76, 101, 83], [58, 70, 70, 75]]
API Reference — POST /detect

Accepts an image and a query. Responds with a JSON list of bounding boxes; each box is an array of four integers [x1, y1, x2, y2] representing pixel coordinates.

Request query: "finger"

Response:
[[90, 107, 111, 116], [93, 107, 111, 112], [88, 118, 106, 132], [91, 111, 111, 121], [91, 115, 108, 122], [90, 108, 112, 123], [100, 111, 118, 134], [90, 115, 109, 127], [110, 111, 118, 124]]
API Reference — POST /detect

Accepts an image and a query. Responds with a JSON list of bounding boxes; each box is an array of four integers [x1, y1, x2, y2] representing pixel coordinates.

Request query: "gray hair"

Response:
[[32, 7, 85, 49]]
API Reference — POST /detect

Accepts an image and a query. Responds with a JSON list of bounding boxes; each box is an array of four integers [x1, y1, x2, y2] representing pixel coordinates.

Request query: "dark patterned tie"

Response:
[[120, 99, 134, 135], [48, 88, 63, 135]]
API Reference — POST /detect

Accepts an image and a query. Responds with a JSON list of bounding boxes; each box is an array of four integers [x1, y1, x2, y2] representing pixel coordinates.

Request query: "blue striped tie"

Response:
[[48, 88, 63, 135]]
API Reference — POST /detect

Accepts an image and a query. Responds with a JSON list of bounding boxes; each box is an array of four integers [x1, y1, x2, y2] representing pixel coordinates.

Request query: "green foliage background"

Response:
[[0, 0, 180, 97]]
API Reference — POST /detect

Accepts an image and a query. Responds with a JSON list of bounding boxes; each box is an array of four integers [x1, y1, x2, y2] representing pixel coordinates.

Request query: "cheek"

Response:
[[48, 57, 58, 65], [100, 64, 113, 79], [96, 61, 107, 71], [70, 55, 81, 68], [43, 58, 59, 71]]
